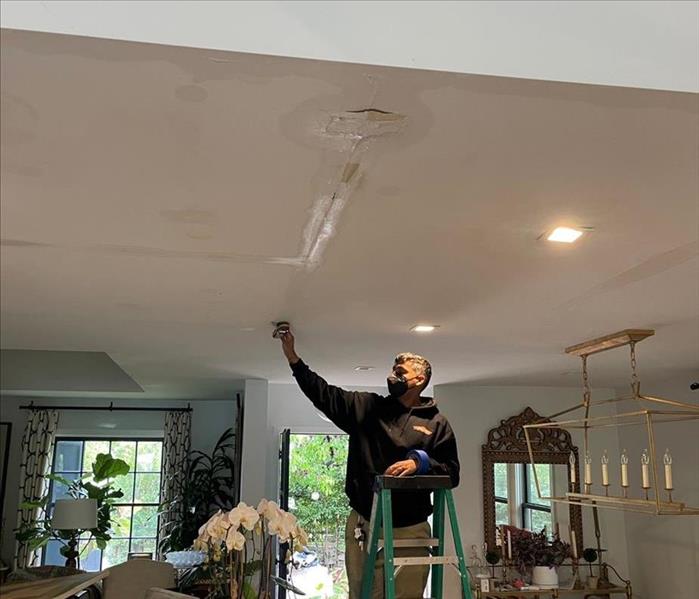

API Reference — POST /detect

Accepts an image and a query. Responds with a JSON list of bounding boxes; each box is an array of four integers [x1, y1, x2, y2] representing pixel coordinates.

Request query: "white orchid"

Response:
[[269, 510, 298, 541], [226, 526, 246, 552], [203, 510, 228, 543], [237, 502, 260, 531], [191, 498, 309, 598]]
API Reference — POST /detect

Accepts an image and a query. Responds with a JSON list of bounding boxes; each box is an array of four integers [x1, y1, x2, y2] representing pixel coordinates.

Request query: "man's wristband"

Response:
[[407, 449, 430, 475]]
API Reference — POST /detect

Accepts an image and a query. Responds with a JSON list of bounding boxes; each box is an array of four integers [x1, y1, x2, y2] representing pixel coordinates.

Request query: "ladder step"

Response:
[[378, 538, 441, 548], [393, 556, 459, 566]]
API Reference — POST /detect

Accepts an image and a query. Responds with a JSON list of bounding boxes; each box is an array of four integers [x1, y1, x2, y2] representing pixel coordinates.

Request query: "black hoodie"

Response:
[[290, 360, 460, 527]]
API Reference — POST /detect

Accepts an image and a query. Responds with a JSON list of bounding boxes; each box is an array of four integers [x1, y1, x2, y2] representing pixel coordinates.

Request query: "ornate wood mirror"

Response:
[[482, 407, 583, 554]]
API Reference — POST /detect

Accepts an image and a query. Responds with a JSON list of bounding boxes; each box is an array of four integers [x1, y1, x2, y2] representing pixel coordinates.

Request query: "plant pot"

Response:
[[532, 565, 559, 588], [587, 575, 599, 590]]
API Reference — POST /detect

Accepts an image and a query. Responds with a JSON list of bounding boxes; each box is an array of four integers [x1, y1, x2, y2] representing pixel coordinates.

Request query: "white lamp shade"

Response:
[[52, 499, 98, 530]]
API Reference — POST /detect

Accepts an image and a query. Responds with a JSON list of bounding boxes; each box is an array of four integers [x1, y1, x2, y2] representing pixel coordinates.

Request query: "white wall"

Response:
[[240, 379, 269, 506], [1, 1, 697, 92], [0, 394, 238, 566], [434, 383, 630, 598], [617, 372, 699, 599]]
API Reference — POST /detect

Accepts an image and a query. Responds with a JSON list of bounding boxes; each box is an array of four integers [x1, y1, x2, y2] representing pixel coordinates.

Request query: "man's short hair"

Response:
[[394, 352, 432, 388]]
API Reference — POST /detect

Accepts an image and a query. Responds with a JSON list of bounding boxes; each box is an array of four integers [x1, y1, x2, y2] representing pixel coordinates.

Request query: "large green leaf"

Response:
[[45, 473, 75, 488], [92, 453, 130, 481]]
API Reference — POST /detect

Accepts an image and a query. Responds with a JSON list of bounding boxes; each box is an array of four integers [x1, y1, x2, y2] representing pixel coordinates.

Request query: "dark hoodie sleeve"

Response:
[[290, 360, 366, 433], [427, 421, 460, 487]]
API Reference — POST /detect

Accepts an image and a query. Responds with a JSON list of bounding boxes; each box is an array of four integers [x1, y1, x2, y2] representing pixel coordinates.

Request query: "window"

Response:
[[492, 463, 554, 533], [521, 464, 553, 533], [44, 438, 163, 570], [493, 462, 509, 526]]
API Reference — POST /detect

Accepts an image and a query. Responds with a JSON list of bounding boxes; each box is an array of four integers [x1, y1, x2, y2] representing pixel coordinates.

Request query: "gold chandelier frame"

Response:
[[523, 329, 699, 516]]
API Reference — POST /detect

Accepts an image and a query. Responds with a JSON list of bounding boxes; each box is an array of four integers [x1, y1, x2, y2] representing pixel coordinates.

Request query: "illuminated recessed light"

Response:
[[410, 325, 439, 333], [354, 366, 374, 371], [547, 227, 584, 243]]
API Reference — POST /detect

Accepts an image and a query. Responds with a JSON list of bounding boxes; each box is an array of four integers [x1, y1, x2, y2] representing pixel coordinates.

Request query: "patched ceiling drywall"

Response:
[[1, 30, 697, 399]]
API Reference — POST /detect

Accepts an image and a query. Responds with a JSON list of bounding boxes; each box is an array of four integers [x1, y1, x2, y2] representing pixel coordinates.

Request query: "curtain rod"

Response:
[[19, 401, 192, 413]]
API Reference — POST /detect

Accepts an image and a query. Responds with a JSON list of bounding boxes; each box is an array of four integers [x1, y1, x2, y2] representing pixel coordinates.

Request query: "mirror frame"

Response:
[[482, 406, 583, 555]]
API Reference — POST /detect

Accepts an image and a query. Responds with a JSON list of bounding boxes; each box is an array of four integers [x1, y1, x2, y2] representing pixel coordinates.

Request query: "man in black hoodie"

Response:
[[277, 327, 460, 599]]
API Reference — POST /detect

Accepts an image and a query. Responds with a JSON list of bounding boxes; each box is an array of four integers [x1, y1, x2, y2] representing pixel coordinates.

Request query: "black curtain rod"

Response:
[[19, 401, 192, 413]]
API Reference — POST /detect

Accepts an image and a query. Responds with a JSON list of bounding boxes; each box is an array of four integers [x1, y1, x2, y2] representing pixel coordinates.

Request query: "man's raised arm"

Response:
[[278, 327, 363, 433]]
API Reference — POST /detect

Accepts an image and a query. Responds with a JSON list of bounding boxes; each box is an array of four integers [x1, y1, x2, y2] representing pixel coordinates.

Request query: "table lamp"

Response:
[[52, 498, 98, 568]]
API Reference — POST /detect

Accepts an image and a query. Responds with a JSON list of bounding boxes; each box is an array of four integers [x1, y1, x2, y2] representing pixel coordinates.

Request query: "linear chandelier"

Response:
[[524, 329, 699, 516]]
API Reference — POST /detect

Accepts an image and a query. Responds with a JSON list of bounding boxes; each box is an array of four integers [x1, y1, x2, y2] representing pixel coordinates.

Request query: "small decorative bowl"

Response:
[[165, 550, 206, 569]]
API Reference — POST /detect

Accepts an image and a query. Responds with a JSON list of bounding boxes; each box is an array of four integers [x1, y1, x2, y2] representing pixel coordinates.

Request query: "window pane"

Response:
[[494, 463, 508, 498], [130, 538, 156, 555], [135, 473, 161, 503], [79, 539, 102, 572], [54, 441, 83, 472], [527, 464, 551, 506], [114, 473, 135, 503], [83, 441, 110, 473], [51, 472, 80, 502], [44, 540, 65, 566], [111, 441, 137, 471], [136, 442, 162, 472], [495, 501, 509, 526], [112, 505, 133, 538], [102, 538, 129, 569], [528, 508, 553, 534], [132, 505, 158, 538]]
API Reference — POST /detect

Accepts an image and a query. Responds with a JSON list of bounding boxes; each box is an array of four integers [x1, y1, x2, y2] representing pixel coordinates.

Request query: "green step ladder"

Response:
[[360, 475, 472, 599]]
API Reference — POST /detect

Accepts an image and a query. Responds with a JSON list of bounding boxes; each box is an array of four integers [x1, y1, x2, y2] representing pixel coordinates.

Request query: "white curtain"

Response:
[[15, 409, 59, 568], [158, 410, 191, 558]]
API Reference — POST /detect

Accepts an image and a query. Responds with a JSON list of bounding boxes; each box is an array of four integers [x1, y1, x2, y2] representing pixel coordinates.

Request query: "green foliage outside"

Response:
[[289, 434, 350, 597]]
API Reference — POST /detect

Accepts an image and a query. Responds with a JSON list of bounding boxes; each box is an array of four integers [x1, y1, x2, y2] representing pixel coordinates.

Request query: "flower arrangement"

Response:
[[192, 499, 309, 598]]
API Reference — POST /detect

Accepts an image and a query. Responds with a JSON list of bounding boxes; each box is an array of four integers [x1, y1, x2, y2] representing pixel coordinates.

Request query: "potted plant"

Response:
[[159, 428, 237, 557], [16, 453, 130, 566], [582, 547, 599, 589], [191, 499, 307, 598], [511, 528, 570, 588]]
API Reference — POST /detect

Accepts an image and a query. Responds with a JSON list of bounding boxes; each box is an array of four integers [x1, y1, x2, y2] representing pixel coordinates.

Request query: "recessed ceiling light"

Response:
[[410, 325, 439, 333], [354, 366, 374, 371], [547, 227, 584, 243]]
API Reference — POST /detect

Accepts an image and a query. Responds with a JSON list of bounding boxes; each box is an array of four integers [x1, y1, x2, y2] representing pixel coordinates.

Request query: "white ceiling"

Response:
[[2, 1, 698, 93], [1, 29, 698, 399]]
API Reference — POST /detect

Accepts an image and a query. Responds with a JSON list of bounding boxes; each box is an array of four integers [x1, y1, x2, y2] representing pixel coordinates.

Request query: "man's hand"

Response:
[[385, 459, 418, 477], [277, 327, 300, 365]]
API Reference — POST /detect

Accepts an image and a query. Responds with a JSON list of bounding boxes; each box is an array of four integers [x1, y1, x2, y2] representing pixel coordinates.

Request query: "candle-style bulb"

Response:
[[569, 452, 576, 467], [601, 450, 609, 465], [663, 448, 672, 465], [641, 449, 650, 465], [620, 449, 629, 465], [585, 450, 592, 465]]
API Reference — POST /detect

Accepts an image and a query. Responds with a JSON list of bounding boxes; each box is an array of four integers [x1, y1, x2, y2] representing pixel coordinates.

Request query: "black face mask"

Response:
[[387, 374, 409, 398]]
